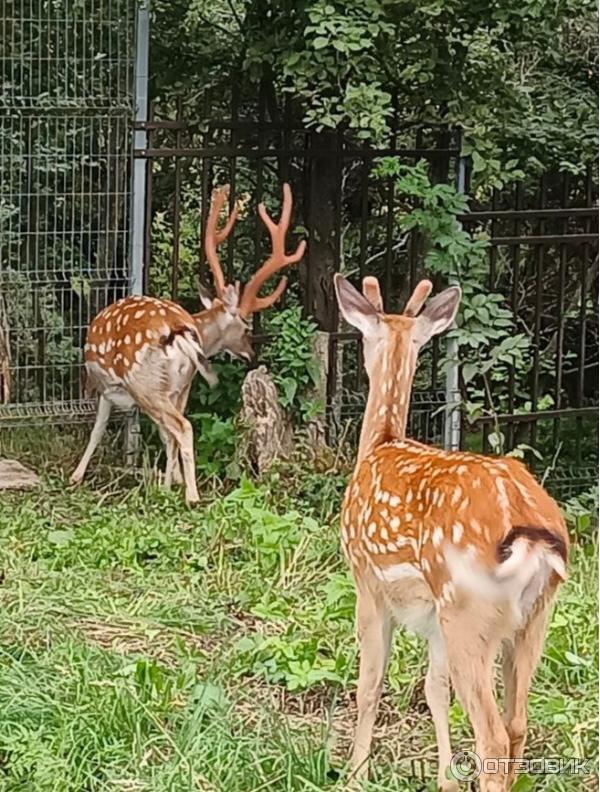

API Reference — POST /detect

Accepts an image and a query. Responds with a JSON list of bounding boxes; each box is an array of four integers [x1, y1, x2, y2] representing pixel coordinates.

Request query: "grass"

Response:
[[0, 428, 597, 791]]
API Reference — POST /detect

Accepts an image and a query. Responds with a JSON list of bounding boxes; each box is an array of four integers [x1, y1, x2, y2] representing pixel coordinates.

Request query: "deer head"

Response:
[[196, 183, 306, 362], [334, 274, 461, 462]]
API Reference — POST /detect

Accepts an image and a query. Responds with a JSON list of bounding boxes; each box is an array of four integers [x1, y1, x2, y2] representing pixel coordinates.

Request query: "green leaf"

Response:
[[512, 775, 535, 792], [564, 651, 589, 667], [461, 362, 480, 384], [190, 682, 229, 711], [47, 529, 74, 546], [281, 377, 298, 406]]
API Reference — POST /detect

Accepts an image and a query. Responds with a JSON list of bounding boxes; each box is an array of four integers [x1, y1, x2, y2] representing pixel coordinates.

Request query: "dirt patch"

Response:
[[72, 616, 216, 667], [234, 676, 440, 771], [0, 458, 41, 490]]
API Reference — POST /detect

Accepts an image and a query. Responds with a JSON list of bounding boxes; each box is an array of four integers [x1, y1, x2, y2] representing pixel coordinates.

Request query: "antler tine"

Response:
[[362, 276, 383, 312], [204, 184, 239, 298], [403, 279, 433, 317], [240, 183, 306, 317]]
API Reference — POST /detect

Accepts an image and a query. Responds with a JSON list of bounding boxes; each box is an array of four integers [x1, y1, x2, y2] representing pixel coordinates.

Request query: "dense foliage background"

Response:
[[151, 0, 597, 185], [137, 0, 598, 486]]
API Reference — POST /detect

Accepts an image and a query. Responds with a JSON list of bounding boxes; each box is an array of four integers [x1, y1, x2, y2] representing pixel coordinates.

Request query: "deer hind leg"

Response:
[[159, 426, 179, 490], [425, 632, 459, 791], [502, 598, 551, 784], [70, 394, 112, 485], [440, 602, 510, 792], [168, 382, 193, 487], [350, 588, 393, 781], [165, 436, 183, 486], [138, 396, 199, 505]]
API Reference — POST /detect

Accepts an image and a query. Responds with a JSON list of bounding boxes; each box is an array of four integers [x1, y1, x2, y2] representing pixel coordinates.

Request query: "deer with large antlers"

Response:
[[70, 183, 305, 503], [334, 274, 568, 791]]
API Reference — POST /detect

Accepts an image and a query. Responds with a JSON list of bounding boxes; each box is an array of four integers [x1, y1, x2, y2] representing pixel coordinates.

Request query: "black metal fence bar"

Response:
[[476, 406, 597, 423], [460, 208, 596, 221], [488, 234, 597, 245], [135, 146, 460, 159]]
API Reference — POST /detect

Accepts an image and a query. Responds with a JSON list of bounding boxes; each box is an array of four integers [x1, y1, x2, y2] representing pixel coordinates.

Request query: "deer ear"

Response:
[[414, 286, 461, 346], [198, 282, 214, 310], [334, 274, 380, 337]]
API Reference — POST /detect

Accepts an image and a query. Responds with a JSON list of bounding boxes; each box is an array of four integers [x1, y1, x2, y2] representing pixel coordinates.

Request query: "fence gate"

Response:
[[0, 0, 138, 425]]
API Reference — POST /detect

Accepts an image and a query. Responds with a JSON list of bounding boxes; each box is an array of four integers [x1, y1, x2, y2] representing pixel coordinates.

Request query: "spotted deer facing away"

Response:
[[71, 183, 305, 503], [334, 274, 568, 791]]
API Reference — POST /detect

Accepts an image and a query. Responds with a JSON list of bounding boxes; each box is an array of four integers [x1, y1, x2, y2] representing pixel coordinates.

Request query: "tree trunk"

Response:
[[302, 130, 339, 331]]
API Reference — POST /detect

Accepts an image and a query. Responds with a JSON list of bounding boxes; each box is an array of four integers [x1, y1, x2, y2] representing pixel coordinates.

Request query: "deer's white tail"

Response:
[[164, 327, 217, 387], [444, 525, 567, 619]]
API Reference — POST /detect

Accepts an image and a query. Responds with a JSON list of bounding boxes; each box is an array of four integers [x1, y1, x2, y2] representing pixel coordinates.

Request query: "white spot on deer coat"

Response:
[[451, 487, 462, 505], [374, 562, 422, 584], [452, 522, 464, 543]]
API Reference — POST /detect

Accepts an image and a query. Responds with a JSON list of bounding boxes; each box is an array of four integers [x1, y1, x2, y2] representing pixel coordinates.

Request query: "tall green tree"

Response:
[[152, 0, 597, 180], [150, 0, 597, 326]]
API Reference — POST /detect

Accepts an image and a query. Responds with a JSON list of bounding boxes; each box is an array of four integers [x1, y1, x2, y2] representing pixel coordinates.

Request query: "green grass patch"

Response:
[[0, 465, 597, 790]]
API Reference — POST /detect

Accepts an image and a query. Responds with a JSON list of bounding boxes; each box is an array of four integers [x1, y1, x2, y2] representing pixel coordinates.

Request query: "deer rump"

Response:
[[444, 524, 567, 624]]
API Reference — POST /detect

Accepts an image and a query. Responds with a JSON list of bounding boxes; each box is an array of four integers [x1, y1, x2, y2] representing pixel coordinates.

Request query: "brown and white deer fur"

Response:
[[70, 184, 305, 503], [334, 274, 568, 791]]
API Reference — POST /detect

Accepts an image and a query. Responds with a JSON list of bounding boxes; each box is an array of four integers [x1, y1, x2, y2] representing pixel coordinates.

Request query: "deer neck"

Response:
[[356, 337, 417, 466], [192, 307, 225, 358]]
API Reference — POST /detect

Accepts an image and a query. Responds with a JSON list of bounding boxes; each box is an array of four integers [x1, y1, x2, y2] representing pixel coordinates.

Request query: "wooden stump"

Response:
[[307, 331, 330, 450], [240, 366, 293, 475]]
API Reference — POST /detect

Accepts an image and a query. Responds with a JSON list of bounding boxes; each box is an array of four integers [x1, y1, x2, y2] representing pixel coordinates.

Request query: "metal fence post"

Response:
[[444, 154, 467, 450], [126, 0, 150, 464]]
